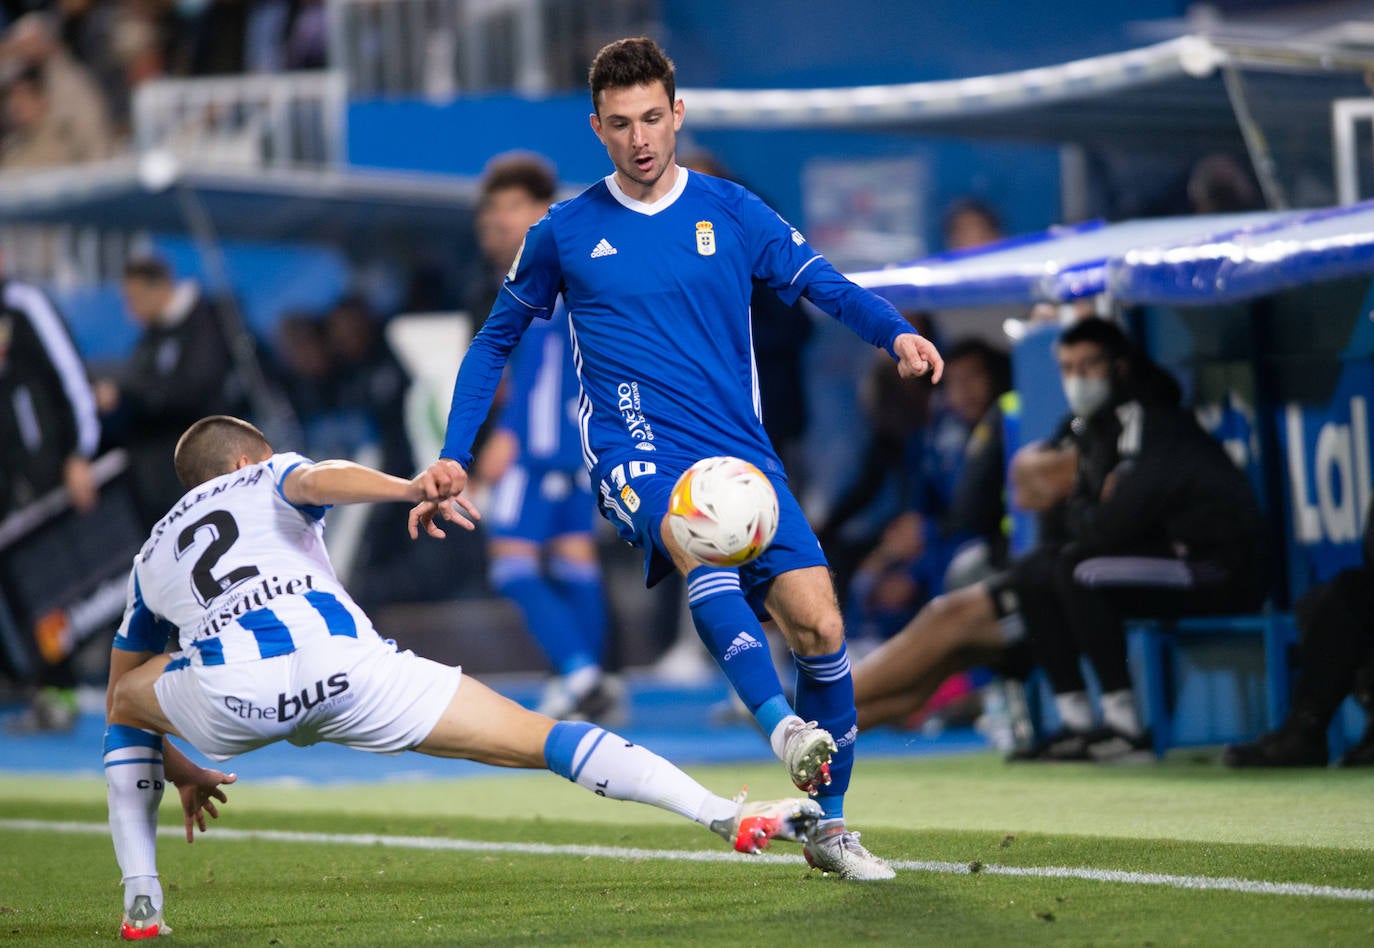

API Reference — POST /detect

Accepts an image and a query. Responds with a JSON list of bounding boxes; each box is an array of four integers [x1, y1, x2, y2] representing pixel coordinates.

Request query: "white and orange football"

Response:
[[667, 456, 780, 567]]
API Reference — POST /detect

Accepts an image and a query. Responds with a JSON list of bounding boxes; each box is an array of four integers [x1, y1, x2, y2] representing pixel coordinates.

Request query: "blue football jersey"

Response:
[[443, 169, 915, 482], [498, 302, 582, 470]]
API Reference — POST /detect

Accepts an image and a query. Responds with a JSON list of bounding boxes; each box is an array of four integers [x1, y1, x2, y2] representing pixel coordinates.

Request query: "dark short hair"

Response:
[[174, 415, 271, 489], [942, 198, 1003, 241], [945, 338, 1012, 395], [123, 255, 172, 284], [588, 36, 675, 113], [1057, 316, 1134, 362], [481, 153, 557, 206]]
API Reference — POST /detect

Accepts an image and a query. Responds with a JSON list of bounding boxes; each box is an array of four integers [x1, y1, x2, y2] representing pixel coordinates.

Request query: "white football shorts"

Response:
[[154, 635, 462, 761]]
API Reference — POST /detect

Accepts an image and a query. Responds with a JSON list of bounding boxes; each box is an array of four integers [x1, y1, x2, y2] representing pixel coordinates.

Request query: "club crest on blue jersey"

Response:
[[695, 220, 716, 256]]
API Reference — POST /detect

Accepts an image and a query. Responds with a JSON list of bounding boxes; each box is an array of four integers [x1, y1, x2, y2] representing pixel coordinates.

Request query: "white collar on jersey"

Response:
[[604, 166, 689, 216]]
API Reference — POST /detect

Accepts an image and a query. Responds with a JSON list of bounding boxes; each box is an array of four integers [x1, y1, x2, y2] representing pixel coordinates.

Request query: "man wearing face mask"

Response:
[[852, 317, 1267, 761]]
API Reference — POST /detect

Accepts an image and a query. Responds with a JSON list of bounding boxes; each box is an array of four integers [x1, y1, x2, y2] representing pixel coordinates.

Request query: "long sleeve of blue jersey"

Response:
[[794, 259, 915, 359], [441, 219, 559, 466], [741, 190, 914, 359], [493, 325, 538, 435]]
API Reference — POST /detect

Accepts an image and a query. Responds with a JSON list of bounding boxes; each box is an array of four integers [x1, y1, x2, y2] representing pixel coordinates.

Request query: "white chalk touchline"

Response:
[[4, 819, 1371, 902]]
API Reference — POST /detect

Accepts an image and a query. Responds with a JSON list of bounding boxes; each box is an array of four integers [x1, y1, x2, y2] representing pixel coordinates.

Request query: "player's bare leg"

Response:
[[414, 675, 819, 853], [855, 645, 1003, 730], [852, 584, 1006, 729], [766, 566, 894, 880], [659, 518, 833, 794]]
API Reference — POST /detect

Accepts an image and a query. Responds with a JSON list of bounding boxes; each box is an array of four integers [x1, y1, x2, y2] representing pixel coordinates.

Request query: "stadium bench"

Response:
[[1126, 610, 1297, 758]]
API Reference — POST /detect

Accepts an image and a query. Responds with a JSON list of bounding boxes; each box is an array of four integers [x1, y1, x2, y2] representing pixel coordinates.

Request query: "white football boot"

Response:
[[120, 895, 171, 940], [779, 719, 836, 794], [803, 821, 896, 881], [713, 792, 823, 854]]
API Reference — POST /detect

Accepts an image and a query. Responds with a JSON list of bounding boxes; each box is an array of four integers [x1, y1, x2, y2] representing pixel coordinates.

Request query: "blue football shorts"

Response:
[[486, 462, 597, 542], [596, 456, 827, 618]]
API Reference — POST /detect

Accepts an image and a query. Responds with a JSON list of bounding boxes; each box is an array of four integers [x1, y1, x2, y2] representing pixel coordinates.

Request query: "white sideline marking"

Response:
[[4, 819, 1373, 903]]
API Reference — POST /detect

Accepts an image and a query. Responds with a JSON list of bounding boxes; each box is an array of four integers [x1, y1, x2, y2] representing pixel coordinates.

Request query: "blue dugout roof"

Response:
[[848, 201, 1374, 310]]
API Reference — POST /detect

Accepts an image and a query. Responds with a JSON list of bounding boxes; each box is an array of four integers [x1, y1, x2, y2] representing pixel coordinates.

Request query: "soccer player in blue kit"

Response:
[[414, 37, 943, 880], [483, 300, 615, 718], [472, 155, 615, 720]]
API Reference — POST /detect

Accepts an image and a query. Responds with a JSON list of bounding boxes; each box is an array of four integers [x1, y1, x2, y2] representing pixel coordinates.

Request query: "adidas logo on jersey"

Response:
[[722, 631, 765, 662], [590, 238, 618, 258]]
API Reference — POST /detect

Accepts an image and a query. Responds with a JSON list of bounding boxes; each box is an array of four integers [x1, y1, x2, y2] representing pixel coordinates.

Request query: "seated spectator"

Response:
[[55, 0, 163, 134], [323, 295, 413, 476], [0, 11, 113, 166], [316, 294, 445, 605], [942, 198, 1004, 252], [1, 64, 107, 169], [852, 317, 1268, 762], [816, 312, 936, 606], [1224, 504, 1374, 768], [268, 310, 336, 457], [1187, 153, 1263, 215], [846, 339, 1012, 639]]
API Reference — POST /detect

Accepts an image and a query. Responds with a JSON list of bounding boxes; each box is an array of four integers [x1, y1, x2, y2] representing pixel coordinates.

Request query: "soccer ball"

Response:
[[667, 456, 780, 567]]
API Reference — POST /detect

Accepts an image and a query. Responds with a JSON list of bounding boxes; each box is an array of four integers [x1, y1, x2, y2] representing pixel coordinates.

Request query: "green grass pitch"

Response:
[[1, 753, 1371, 945]]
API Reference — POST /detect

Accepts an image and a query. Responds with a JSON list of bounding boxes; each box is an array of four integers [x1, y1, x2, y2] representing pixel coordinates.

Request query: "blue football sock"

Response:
[[687, 566, 788, 730], [549, 556, 608, 665], [794, 645, 856, 821], [492, 555, 595, 676]]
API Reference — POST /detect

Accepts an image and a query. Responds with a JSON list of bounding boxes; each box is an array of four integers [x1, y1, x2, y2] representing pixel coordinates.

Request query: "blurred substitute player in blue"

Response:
[[414, 37, 942, 880], [470, 155, 615, 721], [103, 416, 822, 939]]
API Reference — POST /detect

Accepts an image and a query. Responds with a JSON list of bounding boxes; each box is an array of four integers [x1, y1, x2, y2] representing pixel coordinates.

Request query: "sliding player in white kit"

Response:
[[103, 415, 821, 939]]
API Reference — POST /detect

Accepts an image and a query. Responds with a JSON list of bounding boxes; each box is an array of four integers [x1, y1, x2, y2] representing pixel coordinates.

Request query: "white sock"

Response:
[[555, 726, 736, 827], [768, 714, 804, 758], [1101, 689, 1143, 737], [1054, 691, 1095, 732], [104, 727, 165, 913]]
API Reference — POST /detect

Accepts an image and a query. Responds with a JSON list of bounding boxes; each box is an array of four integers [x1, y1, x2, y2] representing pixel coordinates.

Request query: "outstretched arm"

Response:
[[283, 458, 471, 511]]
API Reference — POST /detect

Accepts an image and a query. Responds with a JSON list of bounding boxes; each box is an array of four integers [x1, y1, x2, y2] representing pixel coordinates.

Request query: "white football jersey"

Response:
[[115, 453, 377, 664]]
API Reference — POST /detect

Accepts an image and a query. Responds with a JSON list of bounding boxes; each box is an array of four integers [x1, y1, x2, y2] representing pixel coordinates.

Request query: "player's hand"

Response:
[[176, 767, 236, 843], [62, 456, 98, 513], [408, 495, 481, 540], [894, 332, 944, 383], [878, 511, 925, 562], [414, 458, 469, 501]]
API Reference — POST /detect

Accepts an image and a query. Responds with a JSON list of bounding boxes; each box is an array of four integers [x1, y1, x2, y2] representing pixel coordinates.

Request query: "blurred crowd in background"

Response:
[[0, 1, 326, 168]]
